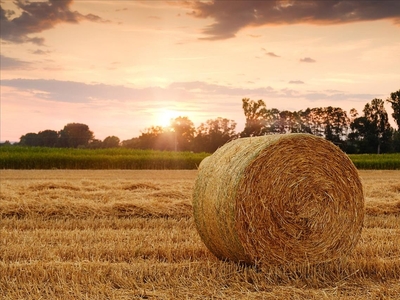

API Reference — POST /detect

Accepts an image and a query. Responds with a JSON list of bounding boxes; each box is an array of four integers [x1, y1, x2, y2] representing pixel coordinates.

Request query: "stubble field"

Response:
[[1, 170, 400, 299]]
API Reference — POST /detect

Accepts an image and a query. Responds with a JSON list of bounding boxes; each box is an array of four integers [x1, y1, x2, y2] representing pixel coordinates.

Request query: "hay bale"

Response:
[[198, 156, 210, 170], [192, 134, 364, 265]]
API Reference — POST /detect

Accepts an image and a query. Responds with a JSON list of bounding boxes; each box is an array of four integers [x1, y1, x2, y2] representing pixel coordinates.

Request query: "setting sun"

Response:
[[157, 109, 180, 127]]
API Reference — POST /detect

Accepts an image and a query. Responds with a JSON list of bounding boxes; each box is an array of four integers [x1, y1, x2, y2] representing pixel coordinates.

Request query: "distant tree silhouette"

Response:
[[38, 130, 59, 147], [102, 136, 120, 148], [137, 126, 173, 150], [240, 98, 268, 137], [387, 89, 400, 130], [349, 99, 393, 154], [59, 123, 94, 148], [19, 133, 40, 146], [171, 116, 195, 151], [193, 117, 237, 152]]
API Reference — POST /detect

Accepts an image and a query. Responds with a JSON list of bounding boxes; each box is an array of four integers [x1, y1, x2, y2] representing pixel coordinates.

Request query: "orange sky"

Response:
[[1, 0, 400, 142]]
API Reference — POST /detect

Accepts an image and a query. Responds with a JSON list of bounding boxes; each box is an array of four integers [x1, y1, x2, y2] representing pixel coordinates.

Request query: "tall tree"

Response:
[[102, 136, 120, 148], [121, 137, 141, 149], [193, 117, 237, 152], [58, 123, 94, 148], [171, 116, 195, 151], [19, 133, 40, 146], [274, 110, 303, 134], [138, 126, 170, 150], [297, 108, 313, 134], [350, 99, 393, 154], [264, 108, 281, 134], [240, 98, 268, 137], [387, 89, 400, 130], [38, 130, 59, 147], [321, 106, 350, 144]]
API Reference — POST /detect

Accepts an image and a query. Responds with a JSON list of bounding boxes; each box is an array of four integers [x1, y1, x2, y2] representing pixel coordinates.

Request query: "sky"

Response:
[[1, 0, 400, 143]]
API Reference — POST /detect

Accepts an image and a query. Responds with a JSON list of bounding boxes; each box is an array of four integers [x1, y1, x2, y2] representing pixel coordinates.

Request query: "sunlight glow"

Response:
[[156, 109, 180, 127]]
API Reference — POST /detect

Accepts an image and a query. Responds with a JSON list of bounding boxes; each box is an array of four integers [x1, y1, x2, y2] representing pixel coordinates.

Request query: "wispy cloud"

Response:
[[304, 91, 376, 102], [261, 48, 280, 58], [266, 52, 280, 58], [0, 0, 109, 44], [0, 55, 32, 70], [169, 81, 275, 97], [1, 79, 378, 108], [0, 79, 192, 104], [300, 57, 316, 63], [31, 49, 51, 55], [186, 0, 400, 40]]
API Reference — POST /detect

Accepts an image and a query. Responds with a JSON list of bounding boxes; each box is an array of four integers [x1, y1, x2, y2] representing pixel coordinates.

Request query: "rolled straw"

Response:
[[192, 134, 364, 265]]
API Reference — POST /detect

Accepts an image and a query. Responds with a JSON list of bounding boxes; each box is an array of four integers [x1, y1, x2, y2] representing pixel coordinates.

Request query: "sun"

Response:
[[157, 109, 180, 127]]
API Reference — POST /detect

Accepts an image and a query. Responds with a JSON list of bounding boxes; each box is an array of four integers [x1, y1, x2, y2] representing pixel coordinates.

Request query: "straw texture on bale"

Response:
[[192, 134, 364, 265]]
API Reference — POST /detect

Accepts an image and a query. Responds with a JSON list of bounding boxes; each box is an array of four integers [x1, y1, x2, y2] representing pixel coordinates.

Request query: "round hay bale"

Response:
[[198, 156, 210, 170], [192, 134, 364, 265]]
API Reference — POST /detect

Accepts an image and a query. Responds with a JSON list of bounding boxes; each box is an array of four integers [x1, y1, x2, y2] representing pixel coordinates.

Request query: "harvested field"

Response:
[[1, 170, 400, 299]]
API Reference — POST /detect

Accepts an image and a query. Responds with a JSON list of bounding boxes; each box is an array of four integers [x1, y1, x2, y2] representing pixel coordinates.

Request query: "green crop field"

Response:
[[0, 146, 209, 170], [349, 153, 400, 170], [1, 146, 400, 169]]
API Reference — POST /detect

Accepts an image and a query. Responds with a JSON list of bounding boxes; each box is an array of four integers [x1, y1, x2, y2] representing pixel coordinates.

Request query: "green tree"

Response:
[[138, 126, 167, 150], [193, 117, 237, 152], [121, 137, 141, 149], [102, 136, 120, 148], [19, 133, 40, 146], [87, 139, 103, 149], [58, 123, 94, 148], [171, 116, 195, 151], [37, 130, 59, 147], [264, 108, 281, 134], [392, 130, 400, 152], [295, 109, 311, 134], [349, 99, 393, 154], [274, 110, 303, 134], [240, 98, 268, 137], [0, 140, 12, 146], [321, 107, 350, 144], [387, 89, 400, 130]]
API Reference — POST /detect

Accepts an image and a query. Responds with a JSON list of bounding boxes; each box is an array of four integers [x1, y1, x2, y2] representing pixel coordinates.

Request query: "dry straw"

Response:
[[193, 134, 364, 265]]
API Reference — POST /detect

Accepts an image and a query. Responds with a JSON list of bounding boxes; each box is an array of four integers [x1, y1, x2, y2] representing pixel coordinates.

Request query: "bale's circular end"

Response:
[[192, 134, 364, 265]]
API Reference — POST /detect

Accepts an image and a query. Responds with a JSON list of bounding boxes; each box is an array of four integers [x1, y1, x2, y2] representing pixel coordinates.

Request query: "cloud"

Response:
[[300, 57, 316, 63], [1, 78, 378, 109], [1, 79, 279, 107], [0, 0, 109, 44], [186, 0, 400, 40], [0, 55, 32, 70], [266, 52, 280, 58], [169, 81, 276, 97], [260, 48, 280, 57], [303, 91, 376, 102], [32, 49, 51, 55], [0, 79, 192, 104], [289, 80, 304, 84]]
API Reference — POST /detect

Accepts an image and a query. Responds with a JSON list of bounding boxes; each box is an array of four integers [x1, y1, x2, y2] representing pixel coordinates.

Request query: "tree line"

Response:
[[3, 89, 399, 154]]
